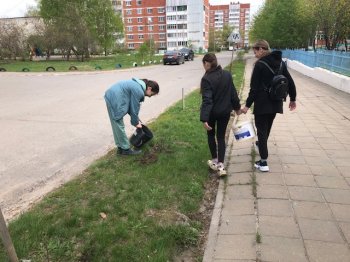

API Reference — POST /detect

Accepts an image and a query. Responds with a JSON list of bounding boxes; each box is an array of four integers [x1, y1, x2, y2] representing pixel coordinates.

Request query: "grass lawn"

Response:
[[0, 53, 163, 72], [0, 56, 245, 262]]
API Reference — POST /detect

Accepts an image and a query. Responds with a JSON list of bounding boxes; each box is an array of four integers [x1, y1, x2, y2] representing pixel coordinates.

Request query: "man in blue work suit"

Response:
[[104, 78, 159, 155]]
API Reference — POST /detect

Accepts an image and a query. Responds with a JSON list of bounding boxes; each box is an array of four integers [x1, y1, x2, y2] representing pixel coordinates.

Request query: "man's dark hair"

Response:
[[142, 79, 159, 94]]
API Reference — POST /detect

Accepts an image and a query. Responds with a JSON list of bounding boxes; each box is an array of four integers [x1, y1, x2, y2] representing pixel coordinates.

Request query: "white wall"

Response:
[[286, 59, 350, 94]]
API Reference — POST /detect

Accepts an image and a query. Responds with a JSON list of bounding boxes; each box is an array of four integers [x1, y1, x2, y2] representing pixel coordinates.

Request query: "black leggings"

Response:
[[254, 113, 276, 160], [207, 114, 230, 163]]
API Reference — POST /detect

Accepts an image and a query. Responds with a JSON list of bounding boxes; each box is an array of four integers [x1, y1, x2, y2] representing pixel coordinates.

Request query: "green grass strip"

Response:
[[0, 57, 245, 262], [0, 54, 163, 72]]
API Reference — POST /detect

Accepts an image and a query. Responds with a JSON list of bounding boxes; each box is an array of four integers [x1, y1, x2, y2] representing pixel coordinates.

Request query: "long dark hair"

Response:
[[202, 53, 218, 71], [141, 79, 159, 94]]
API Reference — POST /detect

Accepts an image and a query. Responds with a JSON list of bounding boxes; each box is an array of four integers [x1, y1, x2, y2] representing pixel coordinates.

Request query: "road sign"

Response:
[[227, 32, 241, 43]]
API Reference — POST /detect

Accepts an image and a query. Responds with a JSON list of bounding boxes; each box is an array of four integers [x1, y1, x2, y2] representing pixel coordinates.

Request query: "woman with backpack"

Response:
[[241, 40, 297, 172], [200, 53, 241, 177]]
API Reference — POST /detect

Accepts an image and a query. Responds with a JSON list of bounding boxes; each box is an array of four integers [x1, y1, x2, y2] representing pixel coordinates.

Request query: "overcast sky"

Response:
[[0, 0, 264, 18], [0, 0, 37, 18]]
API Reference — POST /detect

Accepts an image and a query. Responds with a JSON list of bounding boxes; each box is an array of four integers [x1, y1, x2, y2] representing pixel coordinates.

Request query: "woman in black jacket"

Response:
[[200, 53, 241, 177], [242, 40, 297, 172]]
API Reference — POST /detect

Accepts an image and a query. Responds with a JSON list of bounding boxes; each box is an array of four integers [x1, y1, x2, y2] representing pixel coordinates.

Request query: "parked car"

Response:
[[163, 51, 185, 65], [180, 48, 194, 61]]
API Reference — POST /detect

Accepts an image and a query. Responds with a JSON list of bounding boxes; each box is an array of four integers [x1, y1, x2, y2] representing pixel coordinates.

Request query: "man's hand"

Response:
[[289, 101, 296, 111], [136, 122, 142, 129], [203, 122, 212, 131]]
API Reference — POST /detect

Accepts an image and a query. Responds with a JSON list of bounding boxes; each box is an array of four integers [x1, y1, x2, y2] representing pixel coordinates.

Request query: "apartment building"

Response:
[[209, 4, 229, 30], [209, 2, 250, 47], [165, 0, 209, 51], [111, 0, 123, 15], [122, 0, 167, 50], [120, 0, 209, 51]]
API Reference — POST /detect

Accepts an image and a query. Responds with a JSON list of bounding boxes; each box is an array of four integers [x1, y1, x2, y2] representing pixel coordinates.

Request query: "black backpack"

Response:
[[258, 60, 289, 101]]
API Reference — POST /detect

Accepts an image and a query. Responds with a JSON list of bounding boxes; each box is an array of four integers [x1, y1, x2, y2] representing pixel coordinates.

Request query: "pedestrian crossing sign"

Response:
[[227, 32, 241, 43]]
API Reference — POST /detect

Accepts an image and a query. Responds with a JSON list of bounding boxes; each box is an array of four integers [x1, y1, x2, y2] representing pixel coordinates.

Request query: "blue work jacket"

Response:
[[104, 78, 146, 126]]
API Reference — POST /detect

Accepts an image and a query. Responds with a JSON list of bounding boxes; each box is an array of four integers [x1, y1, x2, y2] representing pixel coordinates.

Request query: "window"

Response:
[[125, 1, 131, 6], [127, 26, 133, 32], [158, 25, 165, 31], [138, 26, 143, 31], [148, 25, 153, 31], [136, 0, 142, 5], [137, 8, 142, 14], [137, 17, 143, 23], [138, 35, 144, 39], [159, 33, 165, 39], [125, 9, 132, 15], [127, 35, 133, 39], [147, 8, 152, 14], [158, 7, 165, 13], [177, 5, 187, 11], [158, 16, 165, 22], [167, 6, 176, 12], [127, 18, 132, 23], [178, 41, 187, 46], [128, 43, 135, 48], [167, 24, 177, 29], [167, 15, 176, 21]]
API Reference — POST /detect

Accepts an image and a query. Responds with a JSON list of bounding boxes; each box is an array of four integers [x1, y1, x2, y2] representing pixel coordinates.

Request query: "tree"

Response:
[[39, 0, 123, 59], [250, 0, 350, 50], [310, 0, 350, 50], [86, 0, 124, 56], [250, 0, 314, 49], [208, 25, 235, 52], [25, 0, 40, 17], [221, 24, 235, 50], [0, 20, 27, 60]]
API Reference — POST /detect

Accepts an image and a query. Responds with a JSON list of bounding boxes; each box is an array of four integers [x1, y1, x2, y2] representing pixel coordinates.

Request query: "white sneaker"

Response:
[[254, 160, 269, 172], [207, 159, 218, 171], [217, 164, 227, 177]]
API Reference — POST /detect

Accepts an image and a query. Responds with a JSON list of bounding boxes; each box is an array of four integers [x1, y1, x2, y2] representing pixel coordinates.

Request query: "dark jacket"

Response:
[[200, 65, 241, 122], [245, 50, 297, 115]]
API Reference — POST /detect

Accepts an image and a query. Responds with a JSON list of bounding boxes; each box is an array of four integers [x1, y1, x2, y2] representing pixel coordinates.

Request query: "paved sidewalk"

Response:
[[203, 57, 350, 261]]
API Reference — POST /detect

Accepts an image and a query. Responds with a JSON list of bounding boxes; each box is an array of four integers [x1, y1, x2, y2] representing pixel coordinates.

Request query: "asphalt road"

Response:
[[0, 51, 236, 219]]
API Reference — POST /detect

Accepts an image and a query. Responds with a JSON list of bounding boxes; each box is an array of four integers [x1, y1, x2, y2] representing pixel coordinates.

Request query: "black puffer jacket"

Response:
[[245, 50, 296, 115], [200, 65, 241, 122]]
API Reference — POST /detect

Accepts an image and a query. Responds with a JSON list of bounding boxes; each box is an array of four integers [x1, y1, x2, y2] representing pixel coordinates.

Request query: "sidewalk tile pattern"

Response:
[[203, 55, 350, 262]]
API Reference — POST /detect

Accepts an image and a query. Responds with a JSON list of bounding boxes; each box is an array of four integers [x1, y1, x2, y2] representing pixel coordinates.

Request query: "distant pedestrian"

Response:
[[104, 78, 159, 155], [200, 53, 241, 177], [241, 40, 297, 172]]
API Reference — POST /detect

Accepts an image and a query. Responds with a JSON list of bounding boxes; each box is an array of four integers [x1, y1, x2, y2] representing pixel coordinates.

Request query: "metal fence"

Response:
[[282, 50, 350, 76]]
